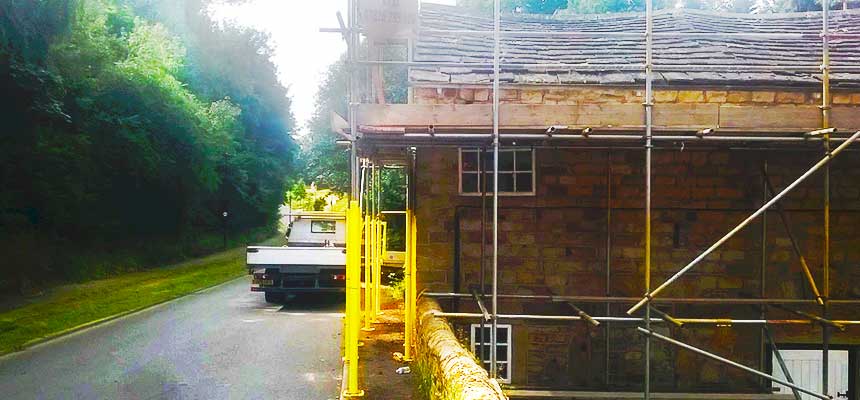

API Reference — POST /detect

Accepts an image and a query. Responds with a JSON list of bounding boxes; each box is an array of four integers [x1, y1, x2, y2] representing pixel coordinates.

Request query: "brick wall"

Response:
[[411, 85, 860, 106], [415, 146, 860, 390]]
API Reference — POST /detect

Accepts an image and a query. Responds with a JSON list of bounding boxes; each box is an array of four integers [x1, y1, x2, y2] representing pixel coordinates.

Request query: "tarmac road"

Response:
[[0, 277, 344, 400]]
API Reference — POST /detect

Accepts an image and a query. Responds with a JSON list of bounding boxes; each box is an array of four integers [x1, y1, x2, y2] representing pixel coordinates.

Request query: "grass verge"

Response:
[[0, 236, 280, 356]]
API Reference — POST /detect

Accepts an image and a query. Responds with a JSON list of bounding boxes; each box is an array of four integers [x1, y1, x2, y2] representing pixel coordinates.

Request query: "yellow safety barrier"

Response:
[[362, 216, 374, 331], [381, 221, 388, 259], [373, 219, 383, 316], [371, 219, 378, 318], [410, 214, 418, 357], [344, 201, 364, 397], [402, 210, 416, 361]]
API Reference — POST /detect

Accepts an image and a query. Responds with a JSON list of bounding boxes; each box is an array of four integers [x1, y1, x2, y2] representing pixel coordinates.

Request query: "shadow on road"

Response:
[[277, 293, 344, 313]]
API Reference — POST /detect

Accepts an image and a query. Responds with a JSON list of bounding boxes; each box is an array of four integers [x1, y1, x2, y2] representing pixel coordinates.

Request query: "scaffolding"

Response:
[[334, 0, 860, 398]]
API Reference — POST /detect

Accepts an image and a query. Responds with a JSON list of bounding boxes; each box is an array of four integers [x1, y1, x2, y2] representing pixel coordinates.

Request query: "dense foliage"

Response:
[[298, 46, 407, 195], [295, 53, 407, 248], [0, 0, 296, 290], [299, 58, 351, 193]]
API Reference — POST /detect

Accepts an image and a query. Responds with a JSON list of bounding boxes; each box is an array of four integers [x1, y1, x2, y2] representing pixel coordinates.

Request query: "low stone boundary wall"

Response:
[[416, 297, 507, 400]]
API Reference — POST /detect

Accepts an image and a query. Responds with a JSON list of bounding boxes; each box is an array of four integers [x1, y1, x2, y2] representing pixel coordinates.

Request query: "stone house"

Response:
[[352, 4, 860, 397]]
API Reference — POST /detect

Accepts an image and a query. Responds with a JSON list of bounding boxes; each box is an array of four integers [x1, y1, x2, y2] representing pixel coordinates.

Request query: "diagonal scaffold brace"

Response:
[[637, 327, 830, 400], [627, 130, 860, 316], [761, 166, 824, 306]]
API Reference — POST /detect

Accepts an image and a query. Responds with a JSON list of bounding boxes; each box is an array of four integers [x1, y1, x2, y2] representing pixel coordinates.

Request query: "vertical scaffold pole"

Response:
[[403, 150, 416, 361], [643, 0, 654, 399], [368, 163, 377, 325], [347, 0, 359, 202], [363, 209, 374, 331], [821, 1, 832, 395], [343, 0, 363, 395], [381, 222, 387, 258], [359, 161, 366, 216], [362, 158, 374, 331], [490, 0, 501, 380], [479, 147, 487, 367], [371, 164, 377, 320], [759, 157, 768, 389], [344, 201, 364, 398], [605, 150, 612, 387], [409, 213, 418, 359], [403, 208, 414, 361], [374, 165, 382, 317]]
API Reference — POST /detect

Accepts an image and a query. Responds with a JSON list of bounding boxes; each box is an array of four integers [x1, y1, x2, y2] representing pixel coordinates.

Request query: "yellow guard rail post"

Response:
[[370, 217, 378, 319], [381, 221, 388, 259], [373, 220, 385, 315], [369, 217, 375, 318], [344, 201, 364, 397], [402, 210, 416, 361], [362, 215, 374, 331]]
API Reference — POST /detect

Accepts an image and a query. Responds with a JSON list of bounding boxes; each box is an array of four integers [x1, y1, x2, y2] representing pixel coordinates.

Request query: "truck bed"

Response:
[[247, 246, 347, 298], [246, 246, 346, 268]]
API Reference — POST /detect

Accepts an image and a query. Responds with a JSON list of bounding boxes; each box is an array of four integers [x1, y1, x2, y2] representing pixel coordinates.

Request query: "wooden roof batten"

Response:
[[355, 103, 860, 143], [353, 5, 860, 145]]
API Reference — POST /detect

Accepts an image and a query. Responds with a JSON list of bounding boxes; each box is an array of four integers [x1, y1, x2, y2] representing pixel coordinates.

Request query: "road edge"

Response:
[[339, 359, 349, 400], [0, 274, 248, 360]]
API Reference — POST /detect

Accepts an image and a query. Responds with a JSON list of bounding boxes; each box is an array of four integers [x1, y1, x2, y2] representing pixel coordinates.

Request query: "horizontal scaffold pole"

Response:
[[416, 29, 860, 40], [430, 311, 860, 326], [394, 133, 857, 143], [422, 292, 860, 305], [325, 27, 860, 41], [355, 59, 860, 72]]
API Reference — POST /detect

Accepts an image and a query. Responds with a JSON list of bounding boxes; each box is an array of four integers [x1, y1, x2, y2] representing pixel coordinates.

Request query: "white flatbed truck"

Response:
[[247, 213, 347, 303]]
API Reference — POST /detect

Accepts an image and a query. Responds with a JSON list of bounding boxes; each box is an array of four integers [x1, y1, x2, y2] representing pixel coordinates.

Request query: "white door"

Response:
[[772, 349, 849, 400]]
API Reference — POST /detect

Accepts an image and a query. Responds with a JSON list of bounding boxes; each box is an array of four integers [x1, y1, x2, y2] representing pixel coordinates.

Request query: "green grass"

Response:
[[0, 237, 279, 356]]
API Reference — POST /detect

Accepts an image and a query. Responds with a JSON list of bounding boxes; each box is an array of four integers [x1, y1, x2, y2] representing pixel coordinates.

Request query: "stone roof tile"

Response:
[[411, 4, 860, 88]]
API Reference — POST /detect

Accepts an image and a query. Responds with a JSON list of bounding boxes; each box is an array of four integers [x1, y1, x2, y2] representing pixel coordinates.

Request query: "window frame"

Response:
[[470, 323, 513, 384], [458, 148, 536, 197], [310, 220, 337, 234]]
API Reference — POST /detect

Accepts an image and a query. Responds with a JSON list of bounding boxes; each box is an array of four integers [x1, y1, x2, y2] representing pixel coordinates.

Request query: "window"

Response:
[[311, 220, 336, 233], [459, 148, 535, 196], [770, 348, 854, 400], [471, 324, 512, 383]]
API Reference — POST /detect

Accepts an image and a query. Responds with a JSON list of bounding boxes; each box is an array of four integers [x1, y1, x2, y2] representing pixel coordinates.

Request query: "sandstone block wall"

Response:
[[411, 85, 860, 106], [415, 146, 860, 390]]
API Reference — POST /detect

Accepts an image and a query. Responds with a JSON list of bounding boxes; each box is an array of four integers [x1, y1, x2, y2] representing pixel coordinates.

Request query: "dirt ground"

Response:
[[359, 289, 416, 400]]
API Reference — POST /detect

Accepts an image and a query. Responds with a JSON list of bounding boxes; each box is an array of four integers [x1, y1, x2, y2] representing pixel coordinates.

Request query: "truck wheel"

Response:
[[265, 292, 286, 303]]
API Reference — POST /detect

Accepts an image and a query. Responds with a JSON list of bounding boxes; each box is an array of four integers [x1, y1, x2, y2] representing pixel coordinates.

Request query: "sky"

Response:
[[209, 0, 456, 136]]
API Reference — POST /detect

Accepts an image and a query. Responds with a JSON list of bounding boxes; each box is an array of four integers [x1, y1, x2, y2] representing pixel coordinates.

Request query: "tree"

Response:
[[0, 0, 297, 290], [300, 57, 351, 193], [297, 52, 408, 248], [457, 0, 568, 13]]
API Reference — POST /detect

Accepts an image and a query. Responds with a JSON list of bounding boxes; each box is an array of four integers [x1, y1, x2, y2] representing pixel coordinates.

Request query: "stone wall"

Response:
[[411, 85, 860, 106], [416, 297, 508, 400], [414, 145, 860, 390]]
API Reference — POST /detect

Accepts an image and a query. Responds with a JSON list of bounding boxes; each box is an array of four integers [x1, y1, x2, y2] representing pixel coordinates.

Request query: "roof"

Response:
[[410, 4, 860, 88]]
